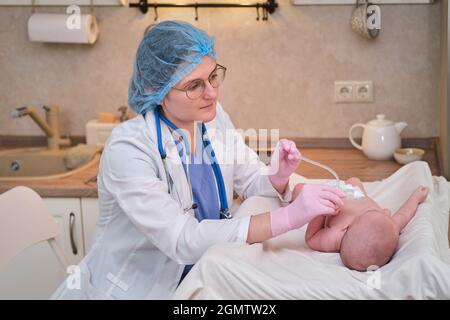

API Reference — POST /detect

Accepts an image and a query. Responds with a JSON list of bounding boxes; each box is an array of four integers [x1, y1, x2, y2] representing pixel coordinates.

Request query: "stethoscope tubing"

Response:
[[154, 107, 231, 219]]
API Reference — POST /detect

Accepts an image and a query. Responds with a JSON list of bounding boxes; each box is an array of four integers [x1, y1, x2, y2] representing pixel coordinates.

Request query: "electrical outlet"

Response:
[[334, 80, 374, 103], [334, 81, 354, 103], [354, 81, 374, 102]]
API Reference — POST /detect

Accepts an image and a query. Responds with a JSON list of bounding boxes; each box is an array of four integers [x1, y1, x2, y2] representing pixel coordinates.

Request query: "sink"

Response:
[[0, 146, 100, 181]]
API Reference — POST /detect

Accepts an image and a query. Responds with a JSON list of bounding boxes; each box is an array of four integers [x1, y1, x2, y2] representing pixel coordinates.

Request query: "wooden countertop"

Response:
[[0, 162, 98, 198], [296, 148, 439, 181], [0, 144, 440, 198]]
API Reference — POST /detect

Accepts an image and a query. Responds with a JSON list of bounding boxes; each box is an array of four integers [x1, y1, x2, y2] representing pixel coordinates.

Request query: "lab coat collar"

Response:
[[203, 110, 227, 165], [144, 109, 182, 165], [144, 110, 192, 212], [143, 105, 229, 214], [143, 107, 223, 210], [144, 107, 222, 165]]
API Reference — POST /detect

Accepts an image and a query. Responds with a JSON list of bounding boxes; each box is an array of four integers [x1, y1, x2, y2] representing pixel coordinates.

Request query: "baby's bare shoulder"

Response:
[[329, 197, 380, 227]]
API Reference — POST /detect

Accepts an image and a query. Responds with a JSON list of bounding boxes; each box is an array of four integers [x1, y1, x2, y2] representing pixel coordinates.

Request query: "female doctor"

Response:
[[52, 20, 345, 300]]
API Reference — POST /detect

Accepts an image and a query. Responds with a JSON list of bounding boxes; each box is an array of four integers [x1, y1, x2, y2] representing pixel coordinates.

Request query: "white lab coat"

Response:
[[51, 102, 291, 300]]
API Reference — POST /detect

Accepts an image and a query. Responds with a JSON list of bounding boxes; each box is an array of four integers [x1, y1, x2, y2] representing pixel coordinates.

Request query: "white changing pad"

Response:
[[173, 161, 450, 299]]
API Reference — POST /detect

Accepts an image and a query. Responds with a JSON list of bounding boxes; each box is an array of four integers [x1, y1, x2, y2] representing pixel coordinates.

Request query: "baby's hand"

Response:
[[413, 186, 429, 204]]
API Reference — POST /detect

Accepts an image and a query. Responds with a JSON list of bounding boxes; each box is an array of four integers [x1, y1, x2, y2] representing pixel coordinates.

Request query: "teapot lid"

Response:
[[367, 114, 394, 127]]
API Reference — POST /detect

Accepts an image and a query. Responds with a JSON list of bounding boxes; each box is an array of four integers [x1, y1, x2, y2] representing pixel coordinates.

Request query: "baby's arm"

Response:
[[305, 216, 343, 252], [305, 215, 326, 242], [305, 177, 367, 252], [392, 186, 429, 233]]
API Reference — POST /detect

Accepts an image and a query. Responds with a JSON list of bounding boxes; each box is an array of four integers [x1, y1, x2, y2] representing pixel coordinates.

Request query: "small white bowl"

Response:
[[393, 148, 425, 165]]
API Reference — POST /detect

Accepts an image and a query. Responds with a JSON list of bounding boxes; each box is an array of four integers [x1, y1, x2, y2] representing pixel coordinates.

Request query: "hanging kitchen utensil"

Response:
[[351, 0, 380, 40]]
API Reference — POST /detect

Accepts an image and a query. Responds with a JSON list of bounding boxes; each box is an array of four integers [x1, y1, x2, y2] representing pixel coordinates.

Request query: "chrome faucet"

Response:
[[11, 105, 71, 150]]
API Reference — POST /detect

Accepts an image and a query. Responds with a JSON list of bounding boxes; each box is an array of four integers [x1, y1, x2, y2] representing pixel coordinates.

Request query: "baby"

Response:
[[292, 178, 429, 271]]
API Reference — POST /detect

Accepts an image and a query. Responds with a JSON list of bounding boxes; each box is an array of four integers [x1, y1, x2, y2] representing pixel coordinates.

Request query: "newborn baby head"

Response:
[[340, 210, 399, 271]]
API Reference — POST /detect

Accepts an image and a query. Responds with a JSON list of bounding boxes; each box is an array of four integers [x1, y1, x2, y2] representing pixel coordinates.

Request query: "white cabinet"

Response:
[[0, 196, 100, 299], [0, 198, 84, 299], [81, 198, 99, 252], [44, 198, 85, 266]]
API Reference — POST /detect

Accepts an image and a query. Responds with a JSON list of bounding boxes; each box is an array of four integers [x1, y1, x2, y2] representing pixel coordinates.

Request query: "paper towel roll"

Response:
[[27, 13, 99, 44]]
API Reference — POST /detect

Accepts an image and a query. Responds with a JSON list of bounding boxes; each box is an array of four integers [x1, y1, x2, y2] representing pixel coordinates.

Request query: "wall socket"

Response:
[[334, 81, 374, 103]]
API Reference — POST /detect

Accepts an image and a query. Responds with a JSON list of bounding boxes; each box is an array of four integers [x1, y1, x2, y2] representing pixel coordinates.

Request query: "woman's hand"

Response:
[[270, 184, 346, 237], [269, 139, 302, 193], [290, 184, 344, 219]]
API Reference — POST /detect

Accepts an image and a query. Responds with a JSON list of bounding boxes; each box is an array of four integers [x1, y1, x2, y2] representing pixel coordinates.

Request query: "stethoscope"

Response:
[[154, 106, 232, 219]]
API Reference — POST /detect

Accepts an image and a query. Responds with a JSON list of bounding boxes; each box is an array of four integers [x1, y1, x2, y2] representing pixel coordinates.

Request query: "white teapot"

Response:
[[348, 114, 407, 160]]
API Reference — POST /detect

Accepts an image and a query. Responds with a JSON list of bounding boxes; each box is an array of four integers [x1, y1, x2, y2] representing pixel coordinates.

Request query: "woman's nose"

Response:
[[203, 81, 218, 99]]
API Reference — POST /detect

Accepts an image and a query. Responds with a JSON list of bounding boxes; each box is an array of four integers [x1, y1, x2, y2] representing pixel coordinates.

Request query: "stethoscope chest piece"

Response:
[[220, 208, 232, 219]]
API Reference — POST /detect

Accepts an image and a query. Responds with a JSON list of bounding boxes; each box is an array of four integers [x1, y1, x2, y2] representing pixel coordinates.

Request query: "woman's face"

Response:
[[161, 56, 219, 127]]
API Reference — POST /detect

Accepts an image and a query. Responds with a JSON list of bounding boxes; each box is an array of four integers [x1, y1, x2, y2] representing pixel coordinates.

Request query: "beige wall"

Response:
[[440, 0, 449, 178], [0, 1, 441, 138]]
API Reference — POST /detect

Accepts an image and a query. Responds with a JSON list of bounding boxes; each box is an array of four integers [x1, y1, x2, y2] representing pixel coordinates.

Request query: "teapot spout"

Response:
[[395, 121, 407, 134]]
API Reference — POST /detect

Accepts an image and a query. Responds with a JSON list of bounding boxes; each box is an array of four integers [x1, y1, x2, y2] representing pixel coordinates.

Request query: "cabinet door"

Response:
[[43, 198, 85, 266], [81, 198, 99, 252], [0, 198, 84, 299]]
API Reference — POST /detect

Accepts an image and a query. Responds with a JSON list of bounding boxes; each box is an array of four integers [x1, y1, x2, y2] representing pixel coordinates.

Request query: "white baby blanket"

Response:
[[173, 161, 450, 299]]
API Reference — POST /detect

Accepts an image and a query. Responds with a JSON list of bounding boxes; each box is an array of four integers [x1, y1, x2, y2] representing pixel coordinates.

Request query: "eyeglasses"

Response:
[[172, 64, 227, 100]]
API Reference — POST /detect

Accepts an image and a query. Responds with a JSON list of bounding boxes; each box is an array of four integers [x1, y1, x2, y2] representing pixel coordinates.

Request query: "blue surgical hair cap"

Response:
[[128, 20, 216, 115]]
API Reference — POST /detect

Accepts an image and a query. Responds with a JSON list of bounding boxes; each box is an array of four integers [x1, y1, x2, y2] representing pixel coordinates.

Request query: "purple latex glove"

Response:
[[269, 139, 302, 190], [270, 184, 346, 237]]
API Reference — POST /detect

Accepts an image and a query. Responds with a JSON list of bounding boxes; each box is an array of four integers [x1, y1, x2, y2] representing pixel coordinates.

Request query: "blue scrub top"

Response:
[[174, 132, 221, 283]]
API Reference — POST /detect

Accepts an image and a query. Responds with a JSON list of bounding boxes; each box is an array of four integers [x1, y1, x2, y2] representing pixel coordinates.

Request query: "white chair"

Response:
[[0, 186, 68, 298]]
